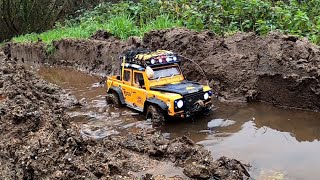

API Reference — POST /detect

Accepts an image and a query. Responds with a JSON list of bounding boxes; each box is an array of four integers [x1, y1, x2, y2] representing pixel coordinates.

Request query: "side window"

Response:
[[123, 70, 131, 82], [134, 72, 144, 85]]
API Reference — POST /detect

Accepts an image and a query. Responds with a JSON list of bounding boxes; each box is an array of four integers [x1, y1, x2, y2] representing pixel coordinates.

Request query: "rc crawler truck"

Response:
[[106, 48, 212, 125]]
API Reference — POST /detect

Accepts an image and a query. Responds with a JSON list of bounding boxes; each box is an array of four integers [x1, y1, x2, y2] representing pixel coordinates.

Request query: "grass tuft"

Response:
[[139, 15, 183, 36]]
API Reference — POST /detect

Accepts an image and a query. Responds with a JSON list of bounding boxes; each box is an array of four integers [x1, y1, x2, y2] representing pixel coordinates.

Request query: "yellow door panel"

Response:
[[122, 69, 133, 103], [131, 87, 146, 108], [122, 84, 132, 103], [132, 71, 147, 109]]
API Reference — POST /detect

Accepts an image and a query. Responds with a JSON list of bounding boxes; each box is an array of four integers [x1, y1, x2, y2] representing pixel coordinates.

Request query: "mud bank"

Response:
[[6, 28, 320, 111], [0, 54, 249, 179], [5, 33, 141, 75], [143, 29, 320, 111]]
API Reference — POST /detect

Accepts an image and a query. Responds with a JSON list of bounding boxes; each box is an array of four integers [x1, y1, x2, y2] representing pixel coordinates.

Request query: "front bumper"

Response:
[[173, 101, 213, 118]]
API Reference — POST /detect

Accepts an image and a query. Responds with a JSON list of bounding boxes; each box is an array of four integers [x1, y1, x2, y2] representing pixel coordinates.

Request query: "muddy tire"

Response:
[[146, 105, 165, 127], [106, 92, 121, 107]]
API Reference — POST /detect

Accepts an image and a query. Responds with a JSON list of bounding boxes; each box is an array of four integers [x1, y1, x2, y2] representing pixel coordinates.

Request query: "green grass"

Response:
[[0, 42, 5, 48], [139, 15, 183, 36], [12, 25, 103, 44], [105, 14, 138, 39], [11, 14, 182, 45]]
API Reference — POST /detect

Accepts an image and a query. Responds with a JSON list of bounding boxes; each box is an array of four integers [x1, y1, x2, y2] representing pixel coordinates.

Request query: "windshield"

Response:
[[149, 66, 181, 80]]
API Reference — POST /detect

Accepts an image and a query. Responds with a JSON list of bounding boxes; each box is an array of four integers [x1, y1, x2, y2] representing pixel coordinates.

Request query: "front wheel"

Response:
[[146, 105, 165, 127], [106, 92, 121, 107]]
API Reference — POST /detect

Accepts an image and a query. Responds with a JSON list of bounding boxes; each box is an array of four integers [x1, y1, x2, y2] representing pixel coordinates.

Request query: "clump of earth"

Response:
[[0, 53, 249, 179]]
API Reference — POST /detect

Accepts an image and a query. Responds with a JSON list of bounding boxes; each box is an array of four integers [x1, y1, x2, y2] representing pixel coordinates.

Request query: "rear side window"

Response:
[[124, 70, 131, 82], [134, 72, 144, 85]]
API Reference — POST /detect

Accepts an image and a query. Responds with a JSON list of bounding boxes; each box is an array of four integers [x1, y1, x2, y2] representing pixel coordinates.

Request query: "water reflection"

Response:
[[201, 120, 320, 179], [211, 101, 320, 142]]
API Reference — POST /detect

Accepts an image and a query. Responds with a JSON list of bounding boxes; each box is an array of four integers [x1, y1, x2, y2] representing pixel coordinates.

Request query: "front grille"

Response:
[[183, 91, 204, 109]]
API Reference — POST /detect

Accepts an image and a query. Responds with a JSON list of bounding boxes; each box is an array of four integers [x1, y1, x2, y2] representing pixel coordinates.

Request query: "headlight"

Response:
[[177, 100, 184, 108], [204, 92, 209, 100], [173, 56, 177, 61]]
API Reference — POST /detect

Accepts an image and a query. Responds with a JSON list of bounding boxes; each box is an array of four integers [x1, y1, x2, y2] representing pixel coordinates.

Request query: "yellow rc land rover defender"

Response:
[[106, 48, 212, 125]]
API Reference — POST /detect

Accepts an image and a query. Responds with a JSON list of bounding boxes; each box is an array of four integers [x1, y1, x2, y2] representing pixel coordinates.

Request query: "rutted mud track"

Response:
[[0, 53, 249, 179], [2, 28, 320, 178], [6, 28, 320, 111]]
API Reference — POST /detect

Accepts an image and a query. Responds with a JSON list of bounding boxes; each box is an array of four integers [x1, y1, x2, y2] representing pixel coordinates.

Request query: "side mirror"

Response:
[[138, 78, 145, 87]]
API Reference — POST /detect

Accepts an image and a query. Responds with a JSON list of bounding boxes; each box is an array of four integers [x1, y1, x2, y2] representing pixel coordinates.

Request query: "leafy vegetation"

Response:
[[12, 0, 320, 45], [0, 0, 107, 41]]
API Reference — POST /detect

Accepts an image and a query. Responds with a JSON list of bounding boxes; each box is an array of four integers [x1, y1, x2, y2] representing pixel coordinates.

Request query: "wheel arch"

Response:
[[143, 98, 168, 114], [107, 86, 125, 105]]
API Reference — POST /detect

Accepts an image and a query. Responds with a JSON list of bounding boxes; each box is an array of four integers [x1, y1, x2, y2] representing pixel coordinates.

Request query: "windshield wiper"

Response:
[[170, 74, 175, 78], [157, 75, 162, 81]]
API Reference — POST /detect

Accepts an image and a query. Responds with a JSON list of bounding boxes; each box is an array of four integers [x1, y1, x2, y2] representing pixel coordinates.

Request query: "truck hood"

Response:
[[150, 81, 203, 96]]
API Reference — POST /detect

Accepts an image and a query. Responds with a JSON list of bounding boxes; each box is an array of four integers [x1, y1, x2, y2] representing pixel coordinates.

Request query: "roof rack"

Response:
[[120, 48, 180, 67], [121, 48, 152, 63]]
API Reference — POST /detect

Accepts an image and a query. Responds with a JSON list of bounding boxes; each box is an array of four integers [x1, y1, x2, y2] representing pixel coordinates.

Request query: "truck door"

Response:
[[132, 71, 147, 111], [122, 69, 133, 104]]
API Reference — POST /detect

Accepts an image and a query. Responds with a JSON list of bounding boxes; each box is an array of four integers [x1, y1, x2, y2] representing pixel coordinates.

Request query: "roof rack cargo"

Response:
[[120, 48, 180, 67]]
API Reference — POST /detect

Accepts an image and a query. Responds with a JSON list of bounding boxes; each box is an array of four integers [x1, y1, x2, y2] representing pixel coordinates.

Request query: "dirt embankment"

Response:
[[143, 29, 320, 111], [0, 54, 249, 179], [6, 28, 320, 111], [5, 33, 141, 75]]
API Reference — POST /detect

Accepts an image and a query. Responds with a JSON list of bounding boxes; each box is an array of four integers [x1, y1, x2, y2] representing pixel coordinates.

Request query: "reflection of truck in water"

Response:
[[106, 48, 212, 126]]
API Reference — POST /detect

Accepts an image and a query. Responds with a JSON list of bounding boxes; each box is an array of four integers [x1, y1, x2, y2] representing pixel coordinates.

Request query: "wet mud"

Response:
[[0, 54, 249, 179]]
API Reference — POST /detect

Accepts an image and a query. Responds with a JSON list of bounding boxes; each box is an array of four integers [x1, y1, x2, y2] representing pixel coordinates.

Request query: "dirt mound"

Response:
[[0, 55, 249, 179], [50, 37, 142, 74], [143, 28, 320, 111]]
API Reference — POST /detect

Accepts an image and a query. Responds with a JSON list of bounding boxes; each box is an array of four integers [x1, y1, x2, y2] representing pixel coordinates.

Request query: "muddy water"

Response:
[[38, 66, 151, 139], [38, 66, 320, 179]]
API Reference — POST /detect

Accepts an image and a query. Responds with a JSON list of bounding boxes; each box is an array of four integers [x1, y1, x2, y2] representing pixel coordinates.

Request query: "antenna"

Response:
[[178, 55, 209, 86]]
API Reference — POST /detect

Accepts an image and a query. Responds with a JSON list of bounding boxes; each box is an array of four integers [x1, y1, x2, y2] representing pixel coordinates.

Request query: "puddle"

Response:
[[38, 66, 320, 179], [163, 101, 320, 179], [37, 66, 144, 139], [207, 118, 236, 128]]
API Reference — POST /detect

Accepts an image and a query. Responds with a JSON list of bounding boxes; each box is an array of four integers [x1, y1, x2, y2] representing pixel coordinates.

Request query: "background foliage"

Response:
[[0, 0, 119, 41], [10, 0, 320, 45]]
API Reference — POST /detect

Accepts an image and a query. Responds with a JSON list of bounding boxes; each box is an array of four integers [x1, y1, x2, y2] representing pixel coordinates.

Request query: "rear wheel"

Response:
[[106, 92, 121, 107], [146, 105, 165, 127]]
